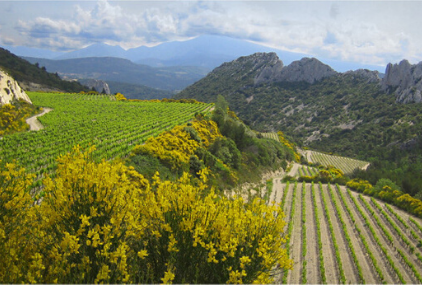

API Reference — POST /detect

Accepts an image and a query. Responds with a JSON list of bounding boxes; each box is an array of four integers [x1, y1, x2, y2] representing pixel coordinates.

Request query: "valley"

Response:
[[2, 47, 422, 283]]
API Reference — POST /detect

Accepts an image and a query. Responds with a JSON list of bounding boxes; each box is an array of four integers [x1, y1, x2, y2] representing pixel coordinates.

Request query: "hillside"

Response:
[[2, 90, 422, 284], [106, 81, 173, 100], [176, 53, 422, 198], [0, 48, 88, 93], [22, 56, 209, 92]]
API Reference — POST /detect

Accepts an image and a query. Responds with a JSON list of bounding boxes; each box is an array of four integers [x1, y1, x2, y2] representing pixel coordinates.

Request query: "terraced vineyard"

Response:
[[261, 132, 279, 141], [306, 150, 369, 174], [0, 92, 212, 187], [267, 180, 422, 284]]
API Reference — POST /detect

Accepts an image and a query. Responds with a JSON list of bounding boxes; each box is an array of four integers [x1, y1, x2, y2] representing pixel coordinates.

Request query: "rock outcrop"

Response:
[[381, 60, 422, 103], [79, 79, 111, 94], [0, 68, 32, 105], [252, 53, 284, 85], [345, 69, 381, 84], [278, 57, 337, 84]]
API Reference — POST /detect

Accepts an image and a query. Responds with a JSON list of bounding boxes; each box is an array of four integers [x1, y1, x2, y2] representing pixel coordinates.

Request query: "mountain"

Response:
[[0, 48, 88, 93], [175, 52, 347, 103], [381, 59, 422, 103], [22, 56, 208, 92], [106, 81, 173, 100], [176, 52, 422, 197], [0, 44, 64, 59], [175, 52, 412, 157], [56, 43, 126, 60], [3, 35, 385, 72]]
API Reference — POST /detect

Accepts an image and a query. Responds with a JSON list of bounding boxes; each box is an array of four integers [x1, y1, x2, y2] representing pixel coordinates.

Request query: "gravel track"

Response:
[[343, 188, 396, 283], [314, 183, 339, 283], [321, 184, 359, 284], [356, 194, 416, 283], [332, 185, 378, 284], [26, 108, 52, 131], [304, 183, 320, 284], [286, 183, 303, 284]]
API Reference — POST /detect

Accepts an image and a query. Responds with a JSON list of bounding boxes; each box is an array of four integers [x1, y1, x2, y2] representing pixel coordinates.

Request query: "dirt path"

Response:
[[26, 108, 52, 131], [356, 193, 416, 283], [321, 184, 359, 284], [342, 188, 396, 283], [332, 185, 378, 284], [305, 183, 320, 284], [315, 183, 339, 283], [286, 182, 303, 284], [287, 163, 301, 177]]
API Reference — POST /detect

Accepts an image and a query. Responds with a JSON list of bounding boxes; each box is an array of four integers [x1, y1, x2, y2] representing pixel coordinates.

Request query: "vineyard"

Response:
[[0, 92, 212, 187], [306, 150, 369, 174], [266, 180, 422, 284]]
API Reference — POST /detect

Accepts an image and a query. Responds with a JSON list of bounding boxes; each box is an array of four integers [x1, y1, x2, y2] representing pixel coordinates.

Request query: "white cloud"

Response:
[[7, 0, 422, 65]]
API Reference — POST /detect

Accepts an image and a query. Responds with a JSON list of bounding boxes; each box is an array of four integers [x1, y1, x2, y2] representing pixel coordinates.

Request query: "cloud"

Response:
[[10, 0, 422, 66]]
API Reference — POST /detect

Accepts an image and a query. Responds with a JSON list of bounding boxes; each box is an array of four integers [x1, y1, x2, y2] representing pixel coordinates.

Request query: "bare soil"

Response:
[[26, 108, 52, 131]]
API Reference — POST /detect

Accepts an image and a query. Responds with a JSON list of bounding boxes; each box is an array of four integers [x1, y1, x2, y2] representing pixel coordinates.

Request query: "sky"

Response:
[[0, 0, 421, 68]]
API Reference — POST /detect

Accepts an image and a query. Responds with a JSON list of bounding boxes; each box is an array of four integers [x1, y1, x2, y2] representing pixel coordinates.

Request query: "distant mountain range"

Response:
[[22, 56, 208, 92], [2, 35, 385, 72]]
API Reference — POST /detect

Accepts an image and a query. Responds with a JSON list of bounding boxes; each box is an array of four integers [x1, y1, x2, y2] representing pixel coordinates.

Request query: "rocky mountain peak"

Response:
[[381, 59, 422, 103], [344, 69, 381, 84], [216, 53, 338, 86], [0, 68, 32, 105], [278, 57, 338, 84]]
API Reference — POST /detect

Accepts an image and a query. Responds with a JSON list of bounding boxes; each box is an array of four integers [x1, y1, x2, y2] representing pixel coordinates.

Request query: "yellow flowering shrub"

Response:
[[115, 92, 127, 101], [31, 145, 149, 283], [0, 101, 39, 135], [0, 160, 36, 283], [133, 118, 222, 171], [0, 146, 292, 283], [134, 170, 292, 283], [277, 131, 300, 162]]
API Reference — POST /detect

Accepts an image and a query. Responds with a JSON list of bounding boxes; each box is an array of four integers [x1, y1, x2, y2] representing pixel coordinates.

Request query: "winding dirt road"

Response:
[[26, 108, 52, 131]]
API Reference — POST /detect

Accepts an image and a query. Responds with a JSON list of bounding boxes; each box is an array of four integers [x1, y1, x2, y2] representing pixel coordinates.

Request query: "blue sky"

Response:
[[1, 0, 421, 68]]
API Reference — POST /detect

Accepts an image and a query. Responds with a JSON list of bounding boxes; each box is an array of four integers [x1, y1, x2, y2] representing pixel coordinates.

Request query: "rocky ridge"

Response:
[[345, 69, 381, 84], [278, 57, 337, 84], [381, 59, 422, 103], [0, 68, 32, 105]]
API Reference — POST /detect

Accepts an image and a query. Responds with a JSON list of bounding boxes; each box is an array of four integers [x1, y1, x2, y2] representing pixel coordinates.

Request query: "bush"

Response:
[[1, 146, 292, 283]]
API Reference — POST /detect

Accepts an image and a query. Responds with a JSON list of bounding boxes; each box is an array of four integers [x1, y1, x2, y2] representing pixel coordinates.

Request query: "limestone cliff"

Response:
[[344, 69, 381, 84], [278, 57, 337, 84], [381, 60, 422, 103], [0, 68, 32, 105]]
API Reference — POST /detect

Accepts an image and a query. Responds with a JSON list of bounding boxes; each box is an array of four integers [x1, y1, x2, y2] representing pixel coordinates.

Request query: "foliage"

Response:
[[132, 118, 221, 171], [115, 92, 127, 101], [176, 67, 422, 199], [0, 100, 40, 135], [0, 146, 292, 283], [131, 99, 294, 188], [277, 131, 300, 162], [347, 178, 422, 218], [298, 165, 345, 184], [0, 160, 35, 283], [0, 92, 212, 187]]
